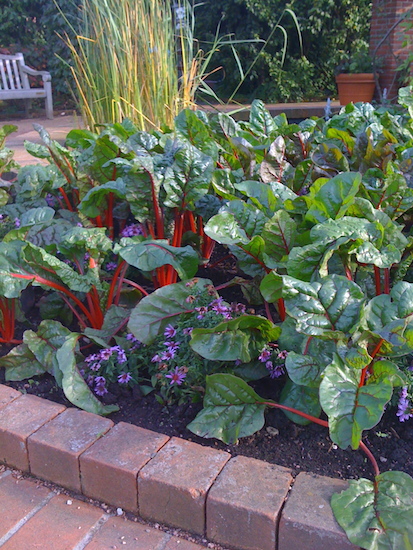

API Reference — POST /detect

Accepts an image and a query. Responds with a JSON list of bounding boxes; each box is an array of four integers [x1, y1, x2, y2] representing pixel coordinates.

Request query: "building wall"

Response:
[[370, 0, 413, 100]]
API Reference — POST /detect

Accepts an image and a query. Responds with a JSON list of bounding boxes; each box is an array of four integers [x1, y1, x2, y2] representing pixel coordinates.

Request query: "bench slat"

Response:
[[0, 62, 7, 90], [12, 59, 23, 89]]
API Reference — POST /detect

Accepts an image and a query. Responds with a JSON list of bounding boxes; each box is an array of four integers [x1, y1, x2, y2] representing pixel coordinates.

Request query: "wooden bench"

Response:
[[0, 53, 53, 119]]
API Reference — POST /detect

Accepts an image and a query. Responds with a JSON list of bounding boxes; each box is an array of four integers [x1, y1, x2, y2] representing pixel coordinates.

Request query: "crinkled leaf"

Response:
[[284, 351, 325, 387], [0, 241, 33, 298], [57, 334, 118, 415], [234, 180, 278, 215], [20, 207, 55, 227], [204, 211, 249, 245], [305, 172, 361, 224], [319, 355, 393, 449], [248, 100, 276, 137], [78, 179, 126, 218], [187, 373, 267, 444], [190, 315, 281, 363], [331, 471, 413, 550], [128, 278, 215, 344], [281, 274, 365, 338], [262, 210, 296, 264]]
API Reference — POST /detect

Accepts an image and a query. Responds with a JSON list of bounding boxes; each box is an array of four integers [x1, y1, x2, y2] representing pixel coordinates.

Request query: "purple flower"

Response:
[[126, 333, 139, 342], [45, 193, 55, 207], [86, 374, 95, 386], [99, 348, 113, 360], [277, 350, 289, 360], [90, 362, 101, 372], [266, 361, 284, 379], [109, 345, 127, 364], [121, 223, 144, 237], [118, 372, 132, 384], [210, 298, 230, 316], [165, 366, 187, 386], [94, 376, 107, 396], [14, 217, 21, 228], [151, 354, 161, 363], [160, 350, 176, 361], [231, 302, 246, 314], [105, 262, 118, 271], [397, 387, 413, 422], [258, 349, 271, 363], [163, 341, 179, 353], [85, 353, 99, 363], [164, 324, 177, 338], [183, 327, 193, 336]]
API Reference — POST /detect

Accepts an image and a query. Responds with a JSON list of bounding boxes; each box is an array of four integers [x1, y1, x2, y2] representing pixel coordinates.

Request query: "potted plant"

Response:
[[335, 44, 379, 105]]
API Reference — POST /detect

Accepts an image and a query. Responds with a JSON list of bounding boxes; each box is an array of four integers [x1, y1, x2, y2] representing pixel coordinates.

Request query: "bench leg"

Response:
[[24, 99, 33, 117], [44, 80, 54, 119]]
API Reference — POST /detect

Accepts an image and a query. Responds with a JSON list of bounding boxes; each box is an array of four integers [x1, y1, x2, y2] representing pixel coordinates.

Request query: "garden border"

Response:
[[0, 384, 359, 550]]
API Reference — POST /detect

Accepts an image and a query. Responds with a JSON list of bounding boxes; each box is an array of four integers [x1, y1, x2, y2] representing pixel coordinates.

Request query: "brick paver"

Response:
[[278, 472, 359, 550], [80, 422, 169, 512], [1, 492, 105, 550], [0, 385, 21, 409], [207, 456, 293, 550], [0, 394, 66, 471], [0, 471, 53, 541], [27, 408, 113, 492], [138, 437, 231, 535]]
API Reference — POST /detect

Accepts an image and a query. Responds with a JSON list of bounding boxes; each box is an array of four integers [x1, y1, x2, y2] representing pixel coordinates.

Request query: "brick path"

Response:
[[0, 467, 210, 550]]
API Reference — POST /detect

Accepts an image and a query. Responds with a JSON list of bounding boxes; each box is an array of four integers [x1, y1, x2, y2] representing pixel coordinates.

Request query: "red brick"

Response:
[[207, 456, 293, 550], [27, 408, 113, 492], [1, 493, 104, 550], [278, 472, 359, 550], [138, 437, 230, 535], [0, 384, 21, 409], [83, 516, 168, 549], [0, 472, 53, 541], [80, 422, 169, 512], [0, 394, 66, 471], [165, 537, 206, 550]]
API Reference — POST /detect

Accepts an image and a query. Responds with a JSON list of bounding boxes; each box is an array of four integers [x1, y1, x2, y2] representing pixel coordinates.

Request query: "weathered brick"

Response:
[[278, 472, 359, 550], [0, 472, 53, 541], [28, 408, 113, 492], [0, 394, 65, 471], [0, 384, 21, 409], [83, 516, 168, 549], [1, 493, 104, 550], [207, 456, 293, 550], [164, 537, 206, 550], [138, 437, 230, 535], [80, 422, 169, 512]]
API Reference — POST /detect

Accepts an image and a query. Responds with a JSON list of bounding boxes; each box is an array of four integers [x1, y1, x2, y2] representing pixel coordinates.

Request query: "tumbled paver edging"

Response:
[[0, 384, 359, 550]]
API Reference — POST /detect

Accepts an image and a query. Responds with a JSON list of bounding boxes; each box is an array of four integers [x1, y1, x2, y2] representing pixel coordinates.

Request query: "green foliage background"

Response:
[[0, 0, 372, 103], [195, 0, 372, 102]]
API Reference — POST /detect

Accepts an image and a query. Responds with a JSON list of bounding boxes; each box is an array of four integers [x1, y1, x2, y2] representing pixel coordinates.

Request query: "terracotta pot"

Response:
[[335, 73, 376, 105]]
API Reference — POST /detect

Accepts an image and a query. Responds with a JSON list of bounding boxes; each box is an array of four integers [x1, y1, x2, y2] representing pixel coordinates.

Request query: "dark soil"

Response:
[[1, 248, 413, 482]]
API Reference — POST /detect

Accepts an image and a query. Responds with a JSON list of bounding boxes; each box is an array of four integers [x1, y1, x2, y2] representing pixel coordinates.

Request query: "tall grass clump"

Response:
[[62, 0, 197, 130]]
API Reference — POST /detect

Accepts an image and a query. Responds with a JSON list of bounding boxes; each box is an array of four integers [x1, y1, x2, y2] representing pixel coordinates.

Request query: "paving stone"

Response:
[[207, 455, 293, 550], [83, 516, 168, 549], [278, 472, 359, 550], [0, 472, 53, 540], [1, 493, 104, 550], [138, 437, 231, 535], [0, 394, 66, 471], [27, 408, 113, 492], [80, 422, 169, 512], [164, 537, 206, 550], [0, 384, 21, 409]]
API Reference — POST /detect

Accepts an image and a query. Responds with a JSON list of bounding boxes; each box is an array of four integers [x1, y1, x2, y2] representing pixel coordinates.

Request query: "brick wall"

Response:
[[370, 0, 413, 100]]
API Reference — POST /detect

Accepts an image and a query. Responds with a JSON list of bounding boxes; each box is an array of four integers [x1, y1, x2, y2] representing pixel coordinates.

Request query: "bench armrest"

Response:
[[19, 64, 52, 82]]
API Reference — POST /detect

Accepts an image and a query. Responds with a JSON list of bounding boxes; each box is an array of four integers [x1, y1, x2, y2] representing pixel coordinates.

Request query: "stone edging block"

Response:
[[0, 384, 357, 550]]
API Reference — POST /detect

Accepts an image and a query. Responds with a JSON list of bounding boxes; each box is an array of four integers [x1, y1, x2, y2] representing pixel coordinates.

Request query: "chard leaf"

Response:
[[117, 238, 198, 280], [163, 140, 214, 208], [248, 99, 276, 137], [305, 172, 361, 224], [319, 356, 393, 449], [1, 343, 47, 380], [83, 305, 130, 346], [190, 315, 281, 363], [128, 278, 215, 344], [204, 211, 249, 245], [57, 334, 118, 415], [78, 179, 127, 218], [234, 180, 278, 215], [187, 374, 267, 444], [0, 241, 33, 298], [284, 351, 325, 387], [174, 109, 218, 159], [279, 379, 321, 425], [281, 274, 365, 338], [331, 471, 413, 550], [261, 210, 296, 263]]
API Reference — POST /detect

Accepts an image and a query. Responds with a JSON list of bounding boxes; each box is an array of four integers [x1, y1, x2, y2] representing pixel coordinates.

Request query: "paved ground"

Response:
[[0, 467, 216, 550]]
